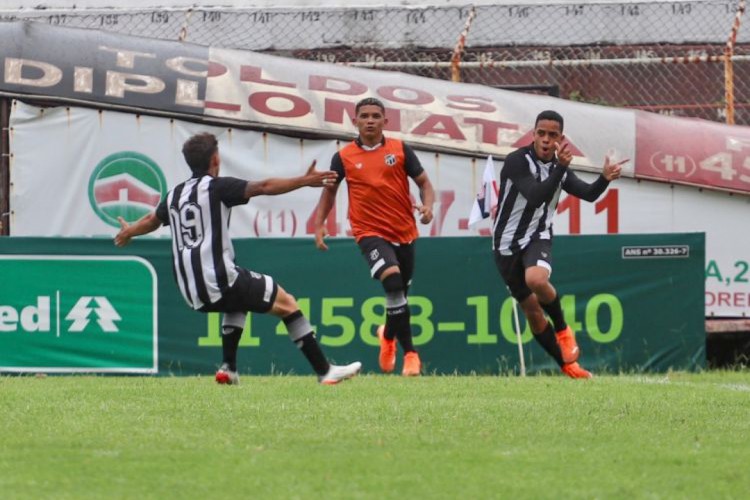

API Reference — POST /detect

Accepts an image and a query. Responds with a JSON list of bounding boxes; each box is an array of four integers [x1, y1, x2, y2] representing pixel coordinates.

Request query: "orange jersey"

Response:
[[332, 137, 424, 243]]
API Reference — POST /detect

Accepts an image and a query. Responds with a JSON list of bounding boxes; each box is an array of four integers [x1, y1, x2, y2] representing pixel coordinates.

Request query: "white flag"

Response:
[[468, 155, 499, 226]]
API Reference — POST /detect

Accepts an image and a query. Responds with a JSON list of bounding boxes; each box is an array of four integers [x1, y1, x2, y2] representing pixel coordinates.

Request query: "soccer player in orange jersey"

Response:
[[313, 97, 435, 376]]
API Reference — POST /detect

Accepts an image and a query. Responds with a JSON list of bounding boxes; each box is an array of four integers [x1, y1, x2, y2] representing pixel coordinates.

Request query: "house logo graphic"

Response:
[[88, 151, 167, 227]]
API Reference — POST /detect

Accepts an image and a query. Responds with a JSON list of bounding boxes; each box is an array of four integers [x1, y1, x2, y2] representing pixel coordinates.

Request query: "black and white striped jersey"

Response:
[[492, 145, 610, 256], [155, 175, 248, 310]]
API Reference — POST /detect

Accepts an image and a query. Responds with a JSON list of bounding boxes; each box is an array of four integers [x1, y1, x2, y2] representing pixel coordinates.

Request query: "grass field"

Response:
[[2, 372, 749, 499]]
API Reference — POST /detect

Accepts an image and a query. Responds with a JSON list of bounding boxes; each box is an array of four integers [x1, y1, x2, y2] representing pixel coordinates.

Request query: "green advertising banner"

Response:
[[0, 234, 704, 375], [0, 256, 157, 373]]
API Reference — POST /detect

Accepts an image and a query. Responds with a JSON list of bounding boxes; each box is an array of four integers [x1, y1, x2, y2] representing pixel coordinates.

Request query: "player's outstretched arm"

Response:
[[244, 160, 337, 198], [114, 213, 161, 247]]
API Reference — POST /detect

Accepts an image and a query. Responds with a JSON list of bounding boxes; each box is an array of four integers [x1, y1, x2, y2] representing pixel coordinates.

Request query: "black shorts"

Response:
[[358, 236, 415, 285], [494, 239, 553, 302], [199, 267, 279, 314]]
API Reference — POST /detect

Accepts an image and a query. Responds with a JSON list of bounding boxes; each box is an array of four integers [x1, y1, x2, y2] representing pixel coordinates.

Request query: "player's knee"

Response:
[[377, 264, 400, 282], [526, 275, 548, 293], [381, 272, 404, 292], [271, 287, 298, 317], [525, 266, 550, 292]]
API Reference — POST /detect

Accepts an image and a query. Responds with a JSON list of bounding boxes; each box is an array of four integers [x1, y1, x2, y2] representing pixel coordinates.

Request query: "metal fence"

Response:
[[3, 1, 749, 124]]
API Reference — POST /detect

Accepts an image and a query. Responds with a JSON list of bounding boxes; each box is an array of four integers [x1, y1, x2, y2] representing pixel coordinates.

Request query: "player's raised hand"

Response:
[[602, 156, 628, 181], [303, 160, 338, 187], [554, 142, 572, 167]]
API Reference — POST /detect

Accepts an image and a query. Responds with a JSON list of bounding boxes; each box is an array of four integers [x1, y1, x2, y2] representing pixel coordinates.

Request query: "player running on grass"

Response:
[[493, 110, 627, 378], [115, 132, 361, 385], [313, 97, 435, 376]]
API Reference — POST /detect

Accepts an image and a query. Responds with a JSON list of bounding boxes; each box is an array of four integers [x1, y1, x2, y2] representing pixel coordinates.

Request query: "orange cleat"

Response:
[[561, 362, 593, 379], [377, 325, 397, 373], [402, 351, 421, 377], [556, 326, 580, 364]]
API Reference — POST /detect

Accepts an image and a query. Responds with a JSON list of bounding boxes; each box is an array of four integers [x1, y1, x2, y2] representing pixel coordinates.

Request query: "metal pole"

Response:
[[511, 298, 526, 377], [449, 6, 476, 83], [0, 98, 10, 236], [725, 0, 746, 125]]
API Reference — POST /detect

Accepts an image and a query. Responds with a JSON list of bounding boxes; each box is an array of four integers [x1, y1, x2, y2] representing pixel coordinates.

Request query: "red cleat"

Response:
[[561, 362, 593, 379], [377, 325, 397, 373]]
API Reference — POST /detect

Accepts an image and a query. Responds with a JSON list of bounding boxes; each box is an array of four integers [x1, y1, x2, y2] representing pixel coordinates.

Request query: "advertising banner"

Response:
[[636, 112, 750, 194], [0, 255, 157, 373], [0, 234, 705, 375], [9, 102, 749, 317]]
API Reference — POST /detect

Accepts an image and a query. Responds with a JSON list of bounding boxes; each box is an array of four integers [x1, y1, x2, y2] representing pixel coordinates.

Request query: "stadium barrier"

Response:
[[0, 233, 704, 375]]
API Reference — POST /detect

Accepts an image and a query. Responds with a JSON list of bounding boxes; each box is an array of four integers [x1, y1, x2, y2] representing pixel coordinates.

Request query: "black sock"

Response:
[[221, 326, 243, 372], [533, 323, 564, 367], [540, 295, 567, 332], [293, 332, 331, 376], [387, 304, 415, 353]]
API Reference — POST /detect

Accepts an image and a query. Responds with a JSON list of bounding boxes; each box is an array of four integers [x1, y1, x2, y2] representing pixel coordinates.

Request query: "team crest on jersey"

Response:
[[384, 154, 397, 166]]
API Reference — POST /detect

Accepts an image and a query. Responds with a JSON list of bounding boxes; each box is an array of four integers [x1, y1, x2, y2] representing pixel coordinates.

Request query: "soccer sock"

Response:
[[294, 333, 331, 376], [387, 303, 415, 353], [284, 310, 330, 376], [221, 326, 243, 372], [382, 273, 416, 352], [533, 323, 564, 367], [540, 295, 567, 332]]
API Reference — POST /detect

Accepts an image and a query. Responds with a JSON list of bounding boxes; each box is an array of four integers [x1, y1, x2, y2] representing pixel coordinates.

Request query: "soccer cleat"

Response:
[[555, 326, 580, 364], [318, 361, 362, 385], [561, 362, 593, 379], [215, 363, 240, 385], [377, 325, 397, 373], [402, 351, 421, 377]]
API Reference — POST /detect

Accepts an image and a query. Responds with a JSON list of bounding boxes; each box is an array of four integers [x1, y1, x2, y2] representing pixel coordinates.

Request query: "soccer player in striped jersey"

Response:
[[115, 132, 361, 385], [493, 110, 626, 378], [313, 97, 435, 376]]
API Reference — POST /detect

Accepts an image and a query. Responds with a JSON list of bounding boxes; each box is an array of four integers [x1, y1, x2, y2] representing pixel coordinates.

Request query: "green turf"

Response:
[[1, 372, 749, 499]]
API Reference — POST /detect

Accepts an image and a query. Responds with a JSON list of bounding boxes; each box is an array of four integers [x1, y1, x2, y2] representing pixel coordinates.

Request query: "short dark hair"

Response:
[[535, 110, 564, 133], [355, 97, 386, 115], [182, 133, 218, 175]]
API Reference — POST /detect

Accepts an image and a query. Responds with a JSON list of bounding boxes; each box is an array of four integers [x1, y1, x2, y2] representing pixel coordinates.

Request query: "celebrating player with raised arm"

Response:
[[493, 110, 627, 378]]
